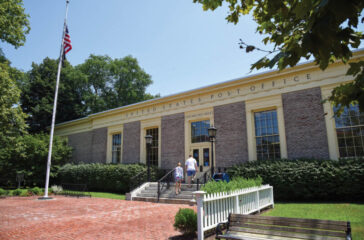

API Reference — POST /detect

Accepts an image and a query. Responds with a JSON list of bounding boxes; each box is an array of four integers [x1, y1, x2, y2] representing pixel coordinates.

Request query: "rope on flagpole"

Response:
[[40, 0, 70, 199]]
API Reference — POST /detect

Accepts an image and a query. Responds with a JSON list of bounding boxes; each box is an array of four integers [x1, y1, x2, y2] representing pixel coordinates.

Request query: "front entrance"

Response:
[[192, 147, 210, 173]]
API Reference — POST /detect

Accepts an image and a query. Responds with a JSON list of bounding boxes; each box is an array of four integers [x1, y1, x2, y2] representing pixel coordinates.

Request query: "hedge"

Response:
[[58, 163, 163, 193], [201, 176, 262, 194], [227, 158, 364, 202]]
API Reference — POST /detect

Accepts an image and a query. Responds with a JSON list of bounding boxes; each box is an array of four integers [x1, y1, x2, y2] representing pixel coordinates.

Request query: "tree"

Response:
[[77, 54, 158, 114], [20, 58, 88, 133], [0, 59, 28, 175], [20, 55, 158, 132], [193, 0, 364, 112], [0, 0, 30, 48]]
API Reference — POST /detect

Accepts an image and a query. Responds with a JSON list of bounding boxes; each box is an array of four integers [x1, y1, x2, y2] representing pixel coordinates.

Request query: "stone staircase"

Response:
[[129, 182, 198, 205]]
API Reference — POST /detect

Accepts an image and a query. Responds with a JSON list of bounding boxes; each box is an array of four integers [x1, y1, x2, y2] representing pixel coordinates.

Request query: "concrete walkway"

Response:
[[0, 196, 196, 240]]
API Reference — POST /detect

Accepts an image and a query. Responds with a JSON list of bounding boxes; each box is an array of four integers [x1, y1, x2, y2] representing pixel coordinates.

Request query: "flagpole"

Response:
[[40, 0, 70, 199]]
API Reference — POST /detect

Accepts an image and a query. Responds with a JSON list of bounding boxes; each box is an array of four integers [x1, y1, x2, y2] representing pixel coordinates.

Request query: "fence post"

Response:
[[271, 186, 274, 208], [234, 192, 240, 214], [256, 189, 260, 213], [194, 191, 206, 240]]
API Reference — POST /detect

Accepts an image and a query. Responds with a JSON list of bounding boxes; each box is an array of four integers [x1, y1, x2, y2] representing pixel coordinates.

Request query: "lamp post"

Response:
[[208, 126, 217, 177], [145, 135, 153, 182]]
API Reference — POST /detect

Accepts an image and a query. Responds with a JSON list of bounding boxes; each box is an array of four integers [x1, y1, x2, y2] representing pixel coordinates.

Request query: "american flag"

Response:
[[63, 25, 72, 54]]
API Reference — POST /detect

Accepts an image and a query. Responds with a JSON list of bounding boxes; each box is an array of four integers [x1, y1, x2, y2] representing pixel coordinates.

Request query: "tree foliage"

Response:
[[0, 133, 72, 187], [77, 54, 157, 113], [193, 0, 364, 112], [0, 0, 30, 48], [20, 55, 158, 133], [20, 58, 87, 133], [0, 59, 28, 163]]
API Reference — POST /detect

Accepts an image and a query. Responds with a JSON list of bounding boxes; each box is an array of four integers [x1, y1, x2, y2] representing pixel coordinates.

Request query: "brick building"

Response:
[[55, 50, 364, 172]]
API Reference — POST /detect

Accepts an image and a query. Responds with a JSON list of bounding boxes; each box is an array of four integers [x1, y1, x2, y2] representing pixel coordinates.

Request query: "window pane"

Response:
[[334, 104, 364, 158], [191, 120, 210, 143], [254, 110, 280, 160], [112, 133, 121, 164], [146, 128, 159, 166]]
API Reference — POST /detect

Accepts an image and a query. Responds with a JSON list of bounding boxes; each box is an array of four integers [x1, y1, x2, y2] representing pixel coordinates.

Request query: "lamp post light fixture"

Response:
[[208, 126, 217, 177], [145, 135, 153, 182]]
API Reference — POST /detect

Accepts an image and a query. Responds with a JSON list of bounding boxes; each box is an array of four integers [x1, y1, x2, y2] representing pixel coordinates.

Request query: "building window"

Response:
[[146, 128, 158, 166], [191, 120, 210, 143], [334, 104, 364, 158], [112, 133, 121, 163], [254, 110, 280, 160]]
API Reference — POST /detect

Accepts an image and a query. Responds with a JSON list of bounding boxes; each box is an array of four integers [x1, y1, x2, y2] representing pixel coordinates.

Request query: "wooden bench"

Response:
[[216, 214, 352, 240]]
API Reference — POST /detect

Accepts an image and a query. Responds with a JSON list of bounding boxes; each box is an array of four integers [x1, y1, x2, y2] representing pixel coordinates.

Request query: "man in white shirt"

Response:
[[185, 154, 198, 187]]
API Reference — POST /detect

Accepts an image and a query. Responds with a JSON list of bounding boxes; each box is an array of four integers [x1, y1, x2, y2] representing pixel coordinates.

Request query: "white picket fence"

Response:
[[194, 185, 274, 240]]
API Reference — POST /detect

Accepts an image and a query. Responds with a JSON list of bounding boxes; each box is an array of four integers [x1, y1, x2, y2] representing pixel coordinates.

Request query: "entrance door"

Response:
[[192, 147, 210, 172]]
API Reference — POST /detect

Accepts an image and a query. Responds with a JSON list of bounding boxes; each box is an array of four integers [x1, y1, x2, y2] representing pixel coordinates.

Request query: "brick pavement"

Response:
[[0, 196, 196, 240]]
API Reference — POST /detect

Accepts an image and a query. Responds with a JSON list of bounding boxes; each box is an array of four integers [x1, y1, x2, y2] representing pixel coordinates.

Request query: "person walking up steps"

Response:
[[174, 162, 183, 195], [185, 154, 198, 188]]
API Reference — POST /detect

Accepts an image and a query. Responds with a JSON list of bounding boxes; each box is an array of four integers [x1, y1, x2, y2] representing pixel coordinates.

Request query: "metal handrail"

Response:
[[157, 168, 175, 202], [129, 169, 148, 192], [196, 168, 212, 191]]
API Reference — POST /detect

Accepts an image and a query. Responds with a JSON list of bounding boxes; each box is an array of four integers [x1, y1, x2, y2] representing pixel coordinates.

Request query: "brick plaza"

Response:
[[0, 196, 195, 240]]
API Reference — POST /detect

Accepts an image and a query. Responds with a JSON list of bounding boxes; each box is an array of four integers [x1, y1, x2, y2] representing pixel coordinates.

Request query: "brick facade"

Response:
[[122, 121, 141, 164], [282, 87, 329, 159], [161, 113, 185, 169], [214, 101, 248, 167], [68, 127, 107, 163]]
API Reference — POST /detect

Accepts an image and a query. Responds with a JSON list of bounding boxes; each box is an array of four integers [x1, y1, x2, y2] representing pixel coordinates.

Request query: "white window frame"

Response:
[[245, 95, 287, 161]]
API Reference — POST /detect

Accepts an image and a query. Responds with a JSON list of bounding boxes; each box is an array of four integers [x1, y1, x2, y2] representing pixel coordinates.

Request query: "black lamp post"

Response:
[[145, 135, 153, 182], [208, 126, 217, 177]]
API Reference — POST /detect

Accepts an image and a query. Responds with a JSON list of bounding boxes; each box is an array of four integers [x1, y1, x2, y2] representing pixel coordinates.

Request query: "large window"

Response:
[[146, 128, 159, 166], [254, 110, 280, 160], [334, 104, 364, 158], [111, 133, 121, 163], [191, 120, 210, 143]]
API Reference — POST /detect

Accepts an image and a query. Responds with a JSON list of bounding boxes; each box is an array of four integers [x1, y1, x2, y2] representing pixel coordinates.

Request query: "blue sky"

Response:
[[2, 0, 363, 97]]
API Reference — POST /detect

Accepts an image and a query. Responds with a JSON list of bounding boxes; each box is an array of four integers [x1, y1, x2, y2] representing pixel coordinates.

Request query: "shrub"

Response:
[[58, 163, 163, 193], [0, 134, 72, 187], [227, 158, 364, 202], [0, 188, 8, 196], [51, 185, 63, 194], [174, 208, 197, 235], [201, 176, 263, 194], [12, 188, 22, 196], [20, 190, 29, 197], [28, 187, 42, 195]]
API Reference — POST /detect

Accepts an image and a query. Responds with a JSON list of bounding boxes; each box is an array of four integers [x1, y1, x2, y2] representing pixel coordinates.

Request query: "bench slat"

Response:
[[229, 223, 346, 238], [230, 214, 347, 227], [228, 227, 344, 240], [217, 233, 279, 240], [230, 215, 347, 231]]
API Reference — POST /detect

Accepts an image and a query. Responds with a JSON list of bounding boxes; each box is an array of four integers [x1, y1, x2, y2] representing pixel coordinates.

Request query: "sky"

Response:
[[2, 0, 363, 97]]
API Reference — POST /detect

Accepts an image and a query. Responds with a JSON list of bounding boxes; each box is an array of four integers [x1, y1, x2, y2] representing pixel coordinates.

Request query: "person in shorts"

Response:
[[185, 154, 198, 188], [174, 162, 183, 195]]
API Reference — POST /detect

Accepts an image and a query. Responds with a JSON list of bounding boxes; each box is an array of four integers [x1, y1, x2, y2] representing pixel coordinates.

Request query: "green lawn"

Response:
[[88, 192, 125, 200], [5, 189, 125, 200], [262, 203, 364, 239]]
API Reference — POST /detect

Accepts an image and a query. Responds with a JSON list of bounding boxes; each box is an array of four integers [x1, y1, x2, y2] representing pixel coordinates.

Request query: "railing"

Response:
[[196, 169, 212, 191], [194, 185, 274, 240], [157, 168, 175, 202], [129, 169, 148, 192]]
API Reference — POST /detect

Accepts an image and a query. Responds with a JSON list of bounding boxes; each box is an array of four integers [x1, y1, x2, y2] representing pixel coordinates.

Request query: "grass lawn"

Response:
[[5, 189, 125, 200], [262, 203, 364, 239], [88, 191, 125, 200]]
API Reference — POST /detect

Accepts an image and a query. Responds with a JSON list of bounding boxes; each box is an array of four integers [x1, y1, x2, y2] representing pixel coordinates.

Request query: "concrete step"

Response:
[[133, 196, 195, 205], [145, 185, 200, 191], [137, 193, 194, 199], [142, 188, 197, 193]]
